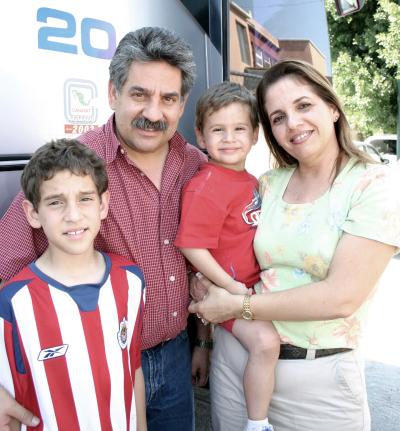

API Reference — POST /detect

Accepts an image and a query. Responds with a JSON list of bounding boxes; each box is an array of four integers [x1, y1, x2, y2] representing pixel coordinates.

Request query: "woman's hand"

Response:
[[189, 280, 243, 324]]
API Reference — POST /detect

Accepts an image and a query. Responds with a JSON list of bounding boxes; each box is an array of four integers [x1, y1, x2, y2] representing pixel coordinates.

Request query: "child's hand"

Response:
[[225, 280, 248, 295]]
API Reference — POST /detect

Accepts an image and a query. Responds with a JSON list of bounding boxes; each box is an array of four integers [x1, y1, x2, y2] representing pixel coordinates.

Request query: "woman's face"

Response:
[[264, 76, 339, 165]]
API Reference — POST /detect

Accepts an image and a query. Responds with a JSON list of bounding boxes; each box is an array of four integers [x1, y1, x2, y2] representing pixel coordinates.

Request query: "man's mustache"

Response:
[[131, 117, 168, 131]]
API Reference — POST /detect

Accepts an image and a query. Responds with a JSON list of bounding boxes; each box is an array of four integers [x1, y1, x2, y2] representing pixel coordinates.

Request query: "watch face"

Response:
[[242, 310, 253, 320]]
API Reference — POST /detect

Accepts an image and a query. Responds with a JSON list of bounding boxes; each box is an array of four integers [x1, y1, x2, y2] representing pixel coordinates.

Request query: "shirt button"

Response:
[[120, 148, 125, 154], [164, 239, 170, 245], [172, 311, 177, 317], [169, 275, 176, 282], [140, 172, 145, 177]]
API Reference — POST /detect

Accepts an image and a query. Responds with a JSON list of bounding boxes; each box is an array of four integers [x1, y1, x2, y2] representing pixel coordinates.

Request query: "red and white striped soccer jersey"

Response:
[[0, 252, 145, 431]]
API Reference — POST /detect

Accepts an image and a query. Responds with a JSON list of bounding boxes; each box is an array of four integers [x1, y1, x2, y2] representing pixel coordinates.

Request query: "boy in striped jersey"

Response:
[[0, 139, 146, 430]]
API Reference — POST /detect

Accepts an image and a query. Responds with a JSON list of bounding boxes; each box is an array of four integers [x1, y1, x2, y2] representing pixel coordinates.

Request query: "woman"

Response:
[[189, 60, 400, 431]]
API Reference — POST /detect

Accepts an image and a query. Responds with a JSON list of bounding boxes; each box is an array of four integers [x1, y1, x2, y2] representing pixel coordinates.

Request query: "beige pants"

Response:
[[210, 326, 371, 431]]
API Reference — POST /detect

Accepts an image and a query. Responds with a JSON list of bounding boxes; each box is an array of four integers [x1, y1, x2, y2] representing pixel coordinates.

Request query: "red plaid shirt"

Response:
[[0, 115, 206, 349]]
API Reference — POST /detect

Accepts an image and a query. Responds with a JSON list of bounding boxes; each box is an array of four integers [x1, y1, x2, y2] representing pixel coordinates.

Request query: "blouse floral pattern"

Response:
[[254, 158, 400, 349]]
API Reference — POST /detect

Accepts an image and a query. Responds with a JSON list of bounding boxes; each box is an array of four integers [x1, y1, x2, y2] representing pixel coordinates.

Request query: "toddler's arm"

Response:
[[180, 248, 247, 295]]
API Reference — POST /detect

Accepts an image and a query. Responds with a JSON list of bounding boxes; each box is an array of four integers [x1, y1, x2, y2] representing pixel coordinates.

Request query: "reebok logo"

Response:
[[38, 344, 69, 361]]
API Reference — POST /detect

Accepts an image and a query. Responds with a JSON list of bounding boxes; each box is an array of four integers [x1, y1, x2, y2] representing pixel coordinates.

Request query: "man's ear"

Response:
[[22, 200, 42, 229], [108, 80, 118, 111], [99, 190, 110, 221], [195, 127, 206, 150]]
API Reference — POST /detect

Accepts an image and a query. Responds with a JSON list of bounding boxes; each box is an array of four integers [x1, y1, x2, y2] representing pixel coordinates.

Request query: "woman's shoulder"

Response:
[[259, 167, 293, 197], [344, 158, 399, 192]]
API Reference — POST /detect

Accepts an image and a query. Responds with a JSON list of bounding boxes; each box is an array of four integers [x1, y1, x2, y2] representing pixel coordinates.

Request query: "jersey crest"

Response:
[[117, 317, 128, 349], [242, 188, 261, 227]]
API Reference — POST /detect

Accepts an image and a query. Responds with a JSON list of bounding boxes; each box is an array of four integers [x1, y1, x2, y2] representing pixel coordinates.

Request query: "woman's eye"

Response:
[[272, 115, 284, 125]]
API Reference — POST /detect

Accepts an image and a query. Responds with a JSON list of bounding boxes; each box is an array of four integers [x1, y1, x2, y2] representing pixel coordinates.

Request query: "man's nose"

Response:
[[142, 98, 163, 122]]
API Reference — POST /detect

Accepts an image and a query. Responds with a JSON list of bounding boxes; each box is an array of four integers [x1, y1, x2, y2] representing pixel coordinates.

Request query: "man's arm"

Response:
[[0, 192, 46, 281], [0, 386, 40, 431]]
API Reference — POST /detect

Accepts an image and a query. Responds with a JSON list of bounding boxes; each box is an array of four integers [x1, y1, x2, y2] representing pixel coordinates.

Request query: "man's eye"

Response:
[[163, 96, 178, 105], [132, 92, 145, 100]]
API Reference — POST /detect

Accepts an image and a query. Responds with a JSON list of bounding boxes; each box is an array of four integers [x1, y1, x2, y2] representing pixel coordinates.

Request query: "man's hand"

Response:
[[0, 386, 40, 431], [191, 310, 211, 387], [191, 345, 210, 387]]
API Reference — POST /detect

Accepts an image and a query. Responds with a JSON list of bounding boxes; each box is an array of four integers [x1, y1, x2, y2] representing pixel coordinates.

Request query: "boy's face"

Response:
[[23, 170, 109, 260], [196, 102, 258, 171]]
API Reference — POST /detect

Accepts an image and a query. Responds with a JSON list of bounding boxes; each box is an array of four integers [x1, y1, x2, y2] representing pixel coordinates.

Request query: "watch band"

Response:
[[242, 294, 253, 320]]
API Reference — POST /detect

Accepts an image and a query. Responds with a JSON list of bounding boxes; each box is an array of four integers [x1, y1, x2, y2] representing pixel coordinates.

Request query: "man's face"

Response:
[[109, 60, 186, 159]]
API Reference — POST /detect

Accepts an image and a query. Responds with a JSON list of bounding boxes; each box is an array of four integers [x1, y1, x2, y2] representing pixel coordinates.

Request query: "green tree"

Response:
[[326, 0, 400, 138]]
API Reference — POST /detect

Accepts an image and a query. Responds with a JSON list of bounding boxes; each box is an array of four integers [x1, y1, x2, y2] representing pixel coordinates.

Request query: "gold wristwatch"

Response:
[[242, 294, 253, 320]]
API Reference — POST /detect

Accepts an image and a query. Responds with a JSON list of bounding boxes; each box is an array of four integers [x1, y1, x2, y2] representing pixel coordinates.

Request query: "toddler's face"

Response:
[[196, 102, 258, 171]]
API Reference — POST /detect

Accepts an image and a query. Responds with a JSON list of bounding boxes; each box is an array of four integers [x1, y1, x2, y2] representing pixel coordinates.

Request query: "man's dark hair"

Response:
[[109, 26, 196, 98]]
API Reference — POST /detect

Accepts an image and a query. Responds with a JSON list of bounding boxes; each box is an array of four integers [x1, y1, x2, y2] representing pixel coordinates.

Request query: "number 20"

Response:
[[37, 7, 116, 59]]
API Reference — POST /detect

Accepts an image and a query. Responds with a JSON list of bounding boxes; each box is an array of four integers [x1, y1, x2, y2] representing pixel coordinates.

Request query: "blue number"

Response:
[[81, 18, 116, 60], [37, 7, 77, 54]]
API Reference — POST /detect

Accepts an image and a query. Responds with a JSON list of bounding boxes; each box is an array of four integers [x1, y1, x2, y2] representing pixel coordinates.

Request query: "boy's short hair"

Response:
[[195, 81, 258, 132], [21, 139, 108, 210]]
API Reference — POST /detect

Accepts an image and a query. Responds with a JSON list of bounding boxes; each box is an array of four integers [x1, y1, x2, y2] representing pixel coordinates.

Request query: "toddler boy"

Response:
[[175, 82, 279, 431]]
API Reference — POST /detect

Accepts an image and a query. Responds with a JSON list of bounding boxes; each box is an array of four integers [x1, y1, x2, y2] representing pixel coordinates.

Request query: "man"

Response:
[[0, 27, 210, 431]]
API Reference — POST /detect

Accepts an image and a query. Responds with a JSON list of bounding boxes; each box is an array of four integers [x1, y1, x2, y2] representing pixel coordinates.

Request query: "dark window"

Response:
[[236, 22, 251, 64]]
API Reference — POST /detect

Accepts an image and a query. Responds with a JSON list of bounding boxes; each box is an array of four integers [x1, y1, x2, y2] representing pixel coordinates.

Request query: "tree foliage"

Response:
[[326, 0, 400, 138]]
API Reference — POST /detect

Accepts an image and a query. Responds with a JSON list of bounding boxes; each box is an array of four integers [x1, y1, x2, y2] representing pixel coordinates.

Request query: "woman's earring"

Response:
[[334, 114, 339, 122]]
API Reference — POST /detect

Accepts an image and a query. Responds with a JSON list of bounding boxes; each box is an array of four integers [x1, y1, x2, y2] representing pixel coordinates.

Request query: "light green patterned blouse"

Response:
[[254, 158, 400, 349]]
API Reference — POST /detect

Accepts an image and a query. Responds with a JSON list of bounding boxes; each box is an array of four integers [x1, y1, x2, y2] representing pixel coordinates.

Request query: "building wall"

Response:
[[230, 2, 280, 85], [229, 3, 327, 87], [230, 4, 253, 84], [278, 39, 326, 75]]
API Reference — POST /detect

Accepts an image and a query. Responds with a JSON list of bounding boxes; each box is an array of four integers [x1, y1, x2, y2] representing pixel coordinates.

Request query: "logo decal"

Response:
[[38, 344, 69, 361], [117, 317, 128, 349], [64, 79, 98, 132], [242, 189, 261, 227]]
